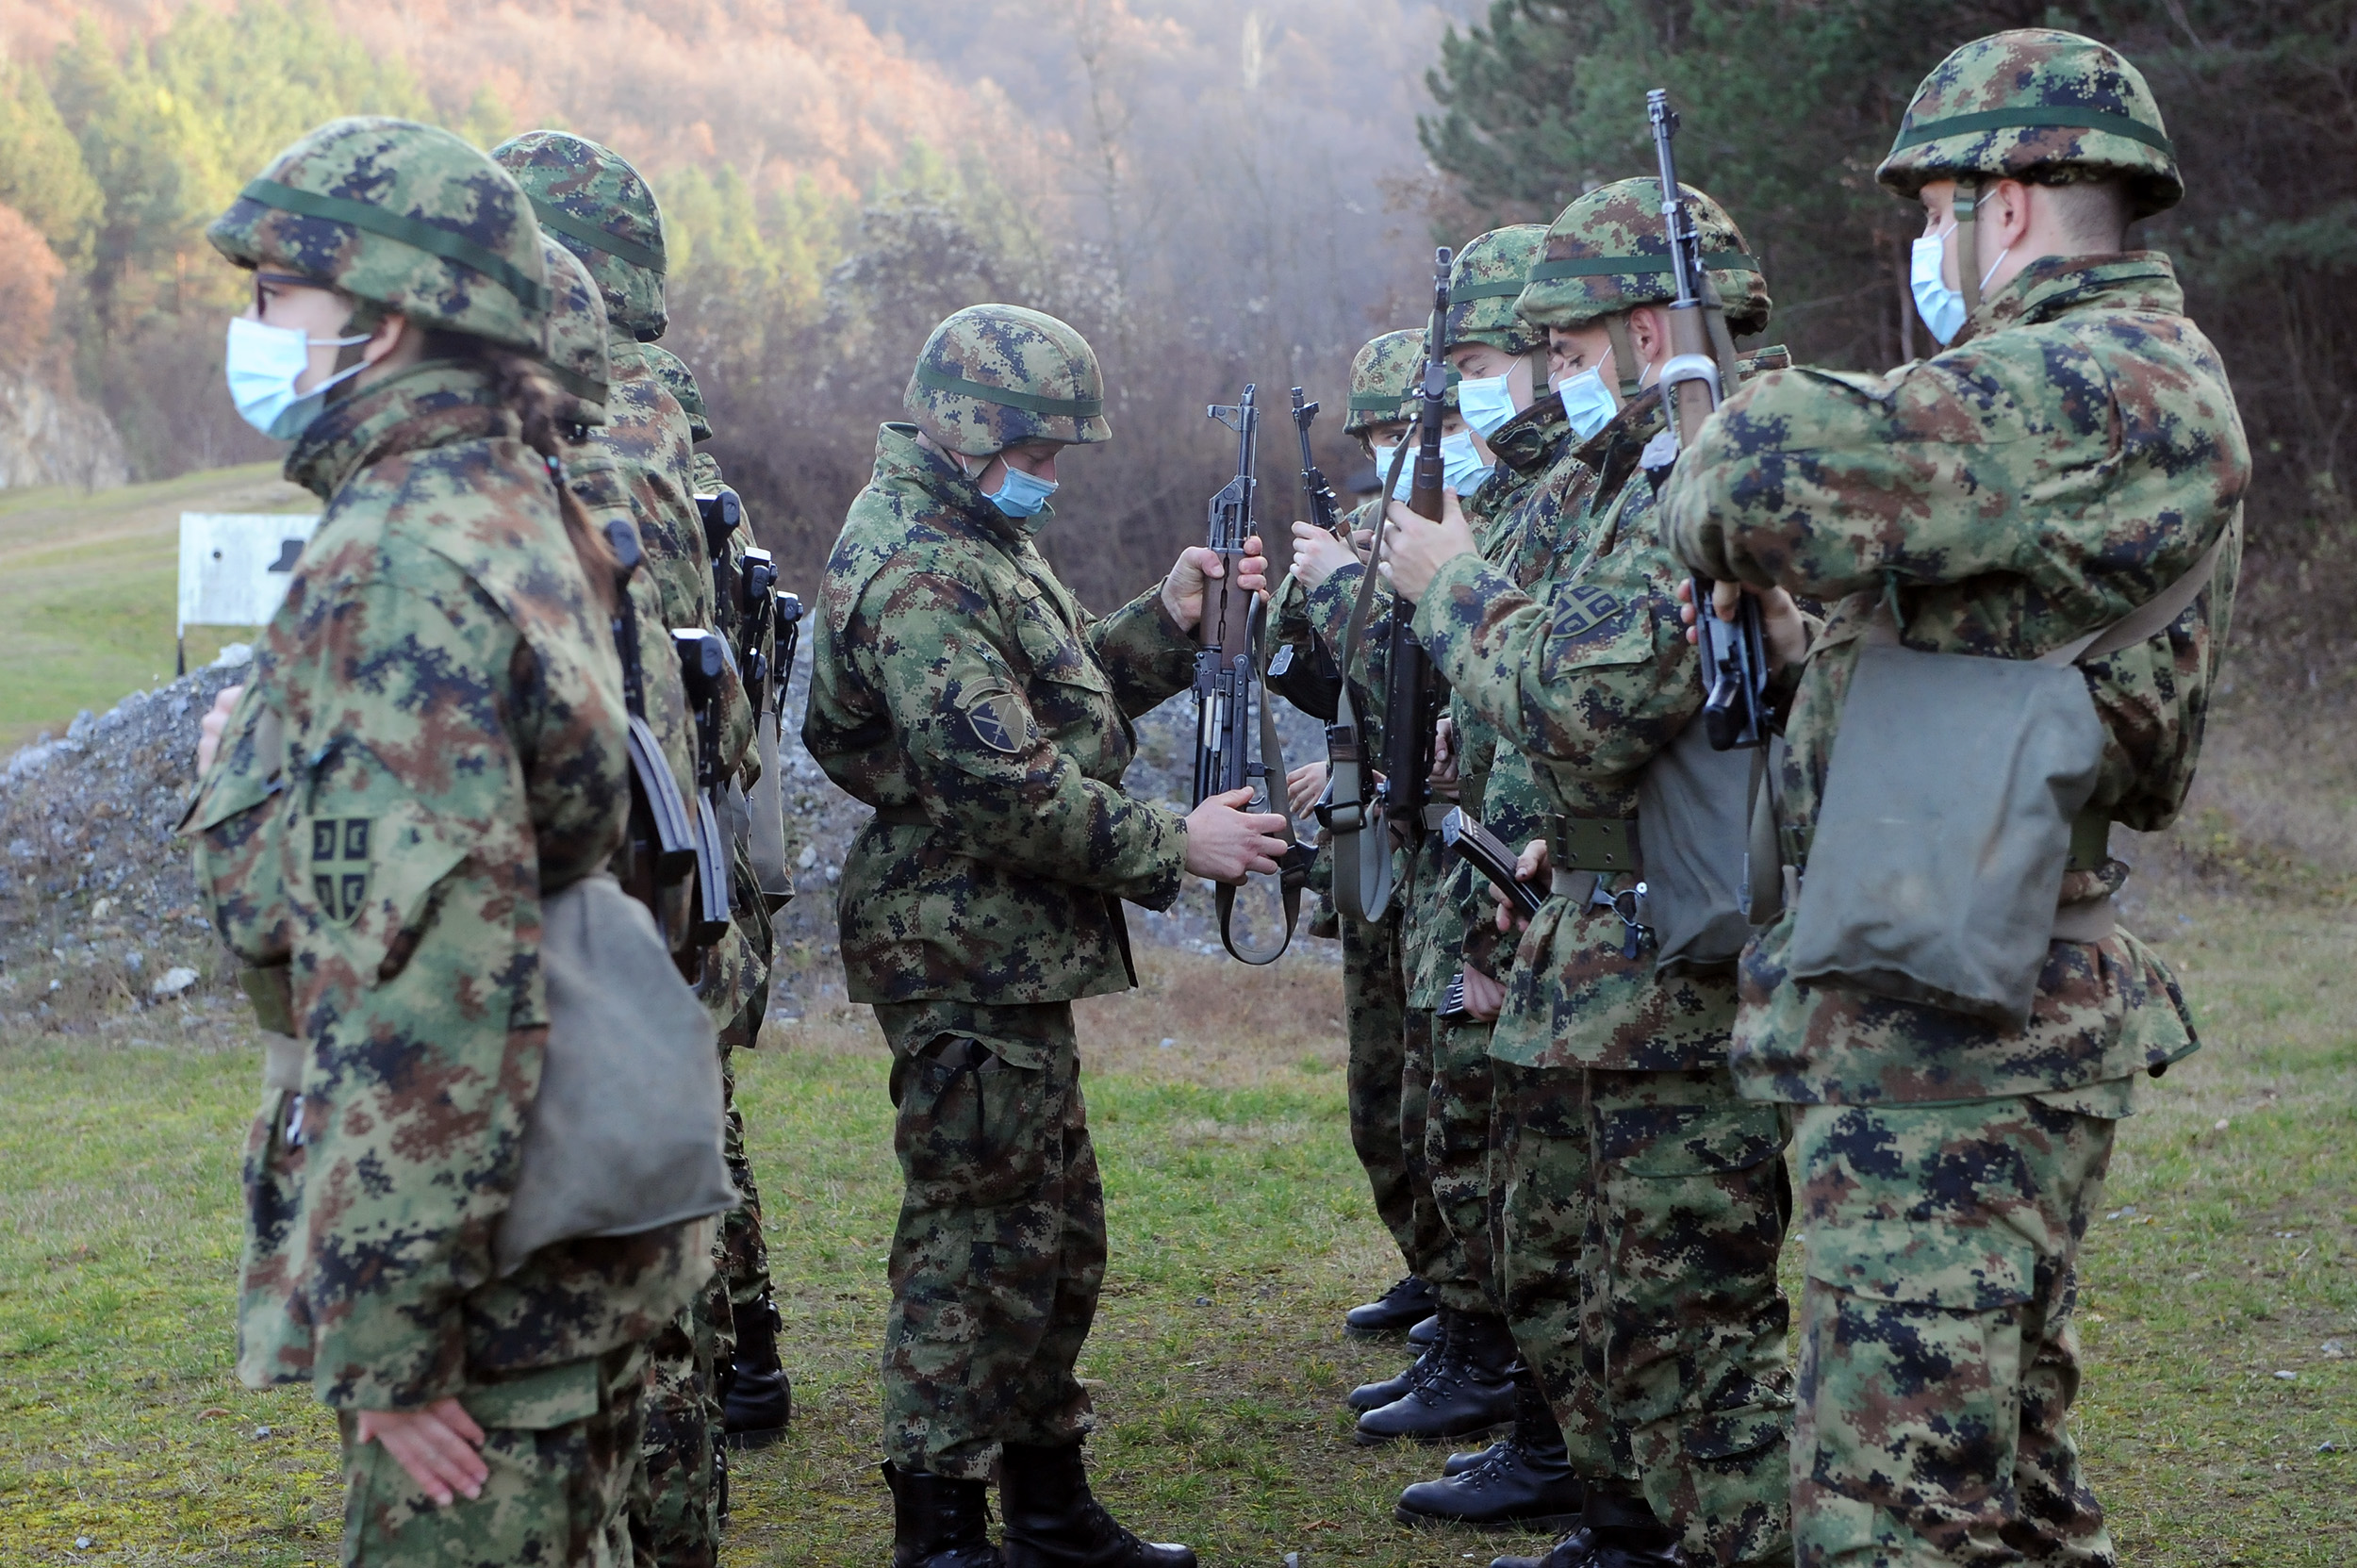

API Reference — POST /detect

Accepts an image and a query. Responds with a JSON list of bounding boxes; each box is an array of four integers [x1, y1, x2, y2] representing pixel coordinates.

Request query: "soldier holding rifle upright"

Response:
[[802, 303, 1288, 1568], [1382, 165, 1798, 1568], [1661, 29, 2244, 1568]]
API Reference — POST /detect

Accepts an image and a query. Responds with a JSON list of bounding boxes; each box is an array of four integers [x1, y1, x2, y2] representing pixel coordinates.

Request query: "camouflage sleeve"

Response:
[[1412, 536, 1701, 782], [848, 568, 1188, 904], [184, 682, 292, 968], [283, 578, 553, 1411], [1661, 356, 2219, 609], [1080, 582, 1199, 719]]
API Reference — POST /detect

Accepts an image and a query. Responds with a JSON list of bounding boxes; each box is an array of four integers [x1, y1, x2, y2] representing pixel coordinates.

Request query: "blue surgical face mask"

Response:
[[1908, 223, 1967, 346], [224, 315, 370, 439], [1369, 441, 1413, 501], [1456, 371, 1518, 438], [1440, 429, 1492, 494], [978, 458, 1058, 519], [1555, 364, 1619, 442]]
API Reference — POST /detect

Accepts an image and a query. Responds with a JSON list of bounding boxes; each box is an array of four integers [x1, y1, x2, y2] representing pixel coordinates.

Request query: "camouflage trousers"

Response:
[[1589, 1066, 1794, 1568], [1427, 1014, 1502, 1313], [629, 1275, 728, 1566], [1791, 1094, 2121, 1568], [1341, 907, 1451, 1284], [875, 999, 1104, 1479], [720, 1038, 773, 1314], [338, 1342, 647, 1567], [1493, 1061, 1796, 1566], [1492, 1059, 1617, 1480]]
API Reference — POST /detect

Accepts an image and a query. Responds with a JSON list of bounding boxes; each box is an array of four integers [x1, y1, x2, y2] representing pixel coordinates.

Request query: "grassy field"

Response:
[[0, 904, 2349, 1566], [0, 466, 315, 751]]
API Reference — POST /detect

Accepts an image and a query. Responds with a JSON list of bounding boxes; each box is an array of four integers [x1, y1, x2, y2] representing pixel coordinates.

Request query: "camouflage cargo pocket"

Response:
[[897, 1035, 1061, 1211], [1798, 1214, 2034, 1519]]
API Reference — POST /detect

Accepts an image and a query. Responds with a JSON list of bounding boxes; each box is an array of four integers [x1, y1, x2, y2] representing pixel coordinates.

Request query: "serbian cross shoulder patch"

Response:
[[310, 816, 372, 926], [1554, 585, 1623, 640], [959, 687, 1029, 754]]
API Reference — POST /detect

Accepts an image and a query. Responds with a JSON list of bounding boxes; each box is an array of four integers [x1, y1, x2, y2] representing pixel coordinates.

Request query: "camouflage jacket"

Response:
[[1661, 253, 2247, 1103], [802, 423, 1197, 1007], [596, 332, 711, 638], [186, 364, 710, 1408], [1447, 394, 1588, 980], [1300, 511, 1457, 1007], [1417, 384, 1737, 1070]]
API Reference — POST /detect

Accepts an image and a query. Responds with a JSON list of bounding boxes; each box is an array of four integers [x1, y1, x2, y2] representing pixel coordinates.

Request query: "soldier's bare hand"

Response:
[[1163, 536, 1269, 632], [1184, 786, 1291, 883], [1459, 966, 1506, 1022], [1674, 579, 1810, 670], [1289, 519, 1358, 588], [1496, 837, 1549, 933], [196, 685, 242, 775], [1429, 715, 1458, 788], [1376, 489, 1476, 602], [356, 1397, 487, 1508], [1286, 758, 1329, 817]]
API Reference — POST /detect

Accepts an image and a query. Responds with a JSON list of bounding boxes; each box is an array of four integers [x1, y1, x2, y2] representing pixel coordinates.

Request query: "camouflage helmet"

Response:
[[1877, 30, 2181, 218], [1343, 328, 1459, 437], [539, 235, 609, 426], [1515, 178, 1771, 338], [639, 344, 711, 443], [206, 116, 547, 352], [1444, 225, 1548, 355], [904, 304, 1112, 456], [492, 131, 668, 341]]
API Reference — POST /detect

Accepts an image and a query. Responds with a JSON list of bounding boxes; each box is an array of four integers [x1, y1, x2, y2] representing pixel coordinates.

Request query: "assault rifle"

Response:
[[671, 627, 735, 952], [1194, 383, 1310, 964], [1648, 89, 1769, 751], [698, 486, 802, 915], [1263, 388, 1346, 721], [603, 519, 698, 931], [1325, 246, 1452, 922]]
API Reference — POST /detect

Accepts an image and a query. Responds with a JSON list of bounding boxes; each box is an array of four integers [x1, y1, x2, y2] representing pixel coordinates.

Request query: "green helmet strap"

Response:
[[913, 362, 1104, 420], [1956, 178, 1983, 318], [528, 195, 667, 275], [1603, 314, 1642, 404]]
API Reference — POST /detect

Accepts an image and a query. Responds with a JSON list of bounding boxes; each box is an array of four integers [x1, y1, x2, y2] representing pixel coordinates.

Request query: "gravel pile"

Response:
[[2, 645, 1334, 1032]]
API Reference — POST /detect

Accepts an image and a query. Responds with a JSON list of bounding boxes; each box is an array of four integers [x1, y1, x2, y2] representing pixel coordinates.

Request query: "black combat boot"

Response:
[[723, 1294, 793, 1449], [1408, 1312, 1442, 1348], [1354, 1311, 1517, 1445], [1444, 1439, 1505, 1477], [1346, 1335, 1442, 1412], [1395, 1366, 1583, 1529], [883, 1462, 1005, 1568], [1490, 1485, 1681, 1568], [1346, 1274, 1439, 1337], [998, 1441, 1195, 1568]]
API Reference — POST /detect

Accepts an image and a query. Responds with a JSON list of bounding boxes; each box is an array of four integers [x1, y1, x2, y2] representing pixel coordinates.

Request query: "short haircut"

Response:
[[2031, 175, 2134, 253]]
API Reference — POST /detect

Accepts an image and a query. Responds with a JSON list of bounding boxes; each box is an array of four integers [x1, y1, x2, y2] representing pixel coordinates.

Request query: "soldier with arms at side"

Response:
[[184, 117, 713, 1565], [802, 304, 1288, 1568], [1660, 30, 2243, 1568]]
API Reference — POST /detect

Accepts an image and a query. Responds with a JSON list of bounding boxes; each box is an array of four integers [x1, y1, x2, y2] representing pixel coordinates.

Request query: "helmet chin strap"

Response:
[[1955, 178, 1983, 319]]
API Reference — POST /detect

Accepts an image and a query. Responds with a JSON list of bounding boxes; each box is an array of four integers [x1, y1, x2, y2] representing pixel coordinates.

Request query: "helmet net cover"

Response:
[[1515, 177, 1770, 338], [207, 116, 550, 353], [1876, 28, 2182, 218], [903, 304, 1112, 458]]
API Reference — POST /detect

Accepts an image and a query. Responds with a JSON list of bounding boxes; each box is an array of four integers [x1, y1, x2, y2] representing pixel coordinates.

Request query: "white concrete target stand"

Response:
[[176, 512, 321, 673]]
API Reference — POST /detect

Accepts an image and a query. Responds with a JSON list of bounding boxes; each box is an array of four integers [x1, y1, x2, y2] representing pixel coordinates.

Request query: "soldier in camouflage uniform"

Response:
[[641, 340, 799, 1454], [492, 128, 754, 1567], [1386, 180, 1797, 1568], [1269, 330, 1452, 1359], [185, 117, 712, 1566], [801, 303, 1288, 1568], [1391, 225, 1595, 1529], [1661, 31, 2243, 1567]]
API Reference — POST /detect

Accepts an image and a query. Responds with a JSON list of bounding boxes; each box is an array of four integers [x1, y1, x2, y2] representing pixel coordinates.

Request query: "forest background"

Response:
[[0, 0, 2349, 653]]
